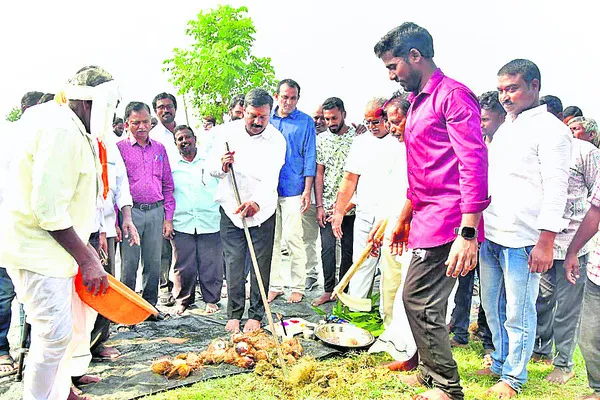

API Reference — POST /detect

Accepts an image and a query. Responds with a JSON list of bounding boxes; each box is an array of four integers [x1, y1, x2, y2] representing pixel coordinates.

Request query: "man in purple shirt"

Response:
[[371, 22, 490, 400], [117, 101, 175, 311]]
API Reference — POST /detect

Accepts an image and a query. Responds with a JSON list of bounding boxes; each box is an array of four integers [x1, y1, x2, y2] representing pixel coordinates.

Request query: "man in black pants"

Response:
[[371, 22, 490, 399]]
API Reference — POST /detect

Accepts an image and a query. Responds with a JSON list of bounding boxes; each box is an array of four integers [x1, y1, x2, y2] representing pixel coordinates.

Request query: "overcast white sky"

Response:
[[1, 0, 598, 127]]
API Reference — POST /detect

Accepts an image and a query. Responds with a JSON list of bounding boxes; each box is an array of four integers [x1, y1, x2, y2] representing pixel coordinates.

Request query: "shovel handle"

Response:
[[333, 219, 388, 295]]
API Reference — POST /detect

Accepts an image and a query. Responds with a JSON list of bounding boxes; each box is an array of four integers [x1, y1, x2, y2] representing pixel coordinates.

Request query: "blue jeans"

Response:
[[0, 267, 16, 356], [450, 268, 475, 344], [480, 240, 541, 392]]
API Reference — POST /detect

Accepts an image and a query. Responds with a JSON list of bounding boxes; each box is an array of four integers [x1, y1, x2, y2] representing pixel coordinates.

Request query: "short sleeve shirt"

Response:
[[316, 126, 357, 213]]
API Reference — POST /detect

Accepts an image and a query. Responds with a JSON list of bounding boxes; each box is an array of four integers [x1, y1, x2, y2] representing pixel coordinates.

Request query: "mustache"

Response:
[[251, 124, 263, 129]]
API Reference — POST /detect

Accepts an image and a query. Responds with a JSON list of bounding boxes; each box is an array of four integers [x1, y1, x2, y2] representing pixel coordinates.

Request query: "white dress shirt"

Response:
[[484, 104, 572, 248], [345, 133, 408, 220], [102, 137, 133, 238], [150, 122, 179, 169], [209, 120, 286, 229]]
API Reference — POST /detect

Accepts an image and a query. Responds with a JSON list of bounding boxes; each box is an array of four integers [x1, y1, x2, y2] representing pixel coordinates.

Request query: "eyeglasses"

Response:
[[364, 119, 382, 126], [156, 104, 175, 111]]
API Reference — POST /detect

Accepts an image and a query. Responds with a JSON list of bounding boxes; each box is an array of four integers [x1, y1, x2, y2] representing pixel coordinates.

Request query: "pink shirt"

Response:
[[405, 69, 490, 248], [117, 136, 175, 220]]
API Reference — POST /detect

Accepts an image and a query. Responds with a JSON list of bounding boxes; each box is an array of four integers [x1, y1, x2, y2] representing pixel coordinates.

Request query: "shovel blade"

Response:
[[337, 292, 372, 312]]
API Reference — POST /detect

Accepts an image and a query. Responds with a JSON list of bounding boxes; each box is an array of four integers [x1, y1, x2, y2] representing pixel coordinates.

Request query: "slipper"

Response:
[[159, 294, 176, 307], [0, 355, 16, 377]]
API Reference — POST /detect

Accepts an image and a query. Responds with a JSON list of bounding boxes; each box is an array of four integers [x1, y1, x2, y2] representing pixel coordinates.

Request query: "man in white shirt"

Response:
[[0, 66, 123, 400], [209, 88, 286, 333], [479, 59, 572, 398], [150, 92, 179, 308]]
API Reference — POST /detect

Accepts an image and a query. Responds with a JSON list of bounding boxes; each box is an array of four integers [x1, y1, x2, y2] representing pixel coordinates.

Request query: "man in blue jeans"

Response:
[[479, 59, 572, 398]]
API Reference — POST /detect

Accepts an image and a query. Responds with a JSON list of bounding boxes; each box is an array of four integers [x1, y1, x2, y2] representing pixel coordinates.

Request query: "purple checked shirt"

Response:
[[117, 136, 175, 220], [405, 69, 490, 249]]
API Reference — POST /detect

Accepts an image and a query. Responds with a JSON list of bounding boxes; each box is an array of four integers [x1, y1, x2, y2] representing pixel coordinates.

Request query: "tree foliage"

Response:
[[6, 107, 21, 122], [164, 5, 277, 123]]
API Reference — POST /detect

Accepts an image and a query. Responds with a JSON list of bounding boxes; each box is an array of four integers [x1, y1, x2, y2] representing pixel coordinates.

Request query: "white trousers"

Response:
[[349, 214, 380, 299], [301, 204, 320, 281], [8, 269, 97, 400], [270, 196, 308, 294]]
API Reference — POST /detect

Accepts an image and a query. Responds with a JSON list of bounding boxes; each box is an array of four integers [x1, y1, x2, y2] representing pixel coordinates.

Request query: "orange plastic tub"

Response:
[[75, 271, 158, 325]]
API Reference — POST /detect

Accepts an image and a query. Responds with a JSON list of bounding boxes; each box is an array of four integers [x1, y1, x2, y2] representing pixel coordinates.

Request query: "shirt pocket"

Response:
[[153, 155, 164, 180]]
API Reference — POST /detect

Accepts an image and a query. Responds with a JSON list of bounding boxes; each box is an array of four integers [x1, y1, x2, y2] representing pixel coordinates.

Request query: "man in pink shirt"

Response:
[[117, 102, 175, 312], [371, 22, 490, 400]]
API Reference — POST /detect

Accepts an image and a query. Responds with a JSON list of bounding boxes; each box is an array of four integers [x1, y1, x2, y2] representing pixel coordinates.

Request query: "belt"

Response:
[[132, 200, 164, 211]]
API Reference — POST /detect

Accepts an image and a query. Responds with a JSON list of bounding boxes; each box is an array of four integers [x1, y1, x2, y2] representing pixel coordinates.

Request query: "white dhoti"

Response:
[[7, 268, 97, 400]]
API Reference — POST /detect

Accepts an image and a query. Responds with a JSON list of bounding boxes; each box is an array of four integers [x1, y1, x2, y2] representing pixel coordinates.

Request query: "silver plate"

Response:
[[314, 323, 375, 349]]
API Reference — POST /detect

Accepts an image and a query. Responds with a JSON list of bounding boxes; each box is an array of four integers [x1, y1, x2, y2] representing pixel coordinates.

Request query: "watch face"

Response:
[[462, 227, 477, 239]]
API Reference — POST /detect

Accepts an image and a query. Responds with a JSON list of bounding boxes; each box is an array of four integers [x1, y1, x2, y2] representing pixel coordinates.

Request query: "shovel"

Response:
[[332, 219, 388, 312]]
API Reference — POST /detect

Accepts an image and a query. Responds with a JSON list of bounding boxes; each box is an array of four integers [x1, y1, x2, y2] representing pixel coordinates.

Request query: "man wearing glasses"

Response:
[[150, 92, 179, 308]]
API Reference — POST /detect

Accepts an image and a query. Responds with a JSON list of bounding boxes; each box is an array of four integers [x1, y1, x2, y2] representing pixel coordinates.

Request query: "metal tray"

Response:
[[314, 323, 375, 351]]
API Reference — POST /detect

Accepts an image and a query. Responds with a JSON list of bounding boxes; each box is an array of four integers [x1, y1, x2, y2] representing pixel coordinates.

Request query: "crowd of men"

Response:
[[0, 21, 600, 400]]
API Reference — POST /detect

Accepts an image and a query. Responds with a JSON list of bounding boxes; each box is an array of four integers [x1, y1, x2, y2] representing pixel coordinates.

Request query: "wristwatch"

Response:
[[454, 226, 478, 240]]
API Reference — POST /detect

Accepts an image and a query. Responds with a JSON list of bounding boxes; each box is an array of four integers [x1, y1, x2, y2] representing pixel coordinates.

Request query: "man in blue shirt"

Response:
[[267, 79, 317, 303]]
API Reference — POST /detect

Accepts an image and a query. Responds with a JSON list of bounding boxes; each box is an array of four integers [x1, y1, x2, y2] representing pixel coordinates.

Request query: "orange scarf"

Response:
[[97, 139, 109, 200]]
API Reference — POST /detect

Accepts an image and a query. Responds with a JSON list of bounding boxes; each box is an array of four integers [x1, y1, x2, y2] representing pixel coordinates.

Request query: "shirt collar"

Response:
[[178, 149, 200, 164], [128, 132, 152, 146], [271, 106, 298, 120], [511, 104, 547, 121], [408, 68, 445, 101]]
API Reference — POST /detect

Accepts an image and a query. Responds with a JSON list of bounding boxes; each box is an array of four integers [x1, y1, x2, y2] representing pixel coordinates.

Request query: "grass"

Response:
[[145, 341, 591, 400]]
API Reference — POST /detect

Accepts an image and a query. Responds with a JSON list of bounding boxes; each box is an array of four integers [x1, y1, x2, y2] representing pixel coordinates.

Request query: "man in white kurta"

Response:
[[0, 66, 118, 400]]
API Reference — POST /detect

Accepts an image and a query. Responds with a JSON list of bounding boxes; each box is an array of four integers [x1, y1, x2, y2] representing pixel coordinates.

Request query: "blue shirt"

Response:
[[270, 107, 317, 197], [171, 145, 220, 234]]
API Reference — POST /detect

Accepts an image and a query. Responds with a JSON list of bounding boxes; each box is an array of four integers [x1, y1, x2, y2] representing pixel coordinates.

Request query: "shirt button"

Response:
[[412, 211, 416, 215]]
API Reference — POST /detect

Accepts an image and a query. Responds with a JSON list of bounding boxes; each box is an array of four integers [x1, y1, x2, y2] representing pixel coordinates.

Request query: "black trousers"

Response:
[[88, 232, 114, 353], [220, 208, 275, 321], [320, 215, 355, 293], [403, 241, 464, 399]]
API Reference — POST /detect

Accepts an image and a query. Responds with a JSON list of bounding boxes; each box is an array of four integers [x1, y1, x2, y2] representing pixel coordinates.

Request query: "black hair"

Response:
[[203, 115, 216, 125], [497, 59, 541, 90], [174, 124, 195, 137], [383, 91, 410, 118], [124, 101, 151, 121], [113, 117, 123, 125], [478, 91, 506, 116], [152, 92, 177, 111], [229, 94, 245, 110], [277, 78, 301, 96], [540, 95, 563, 118], [563, 106, 583, 119], [322, 97, 345, 113], [374, 22, 434, 59], [244, 88, 273, 110], [21, 91, 44, 109]]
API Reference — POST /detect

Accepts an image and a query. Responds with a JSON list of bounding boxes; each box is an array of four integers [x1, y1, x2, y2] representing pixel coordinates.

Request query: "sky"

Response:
[[1, 0, 598, 127]]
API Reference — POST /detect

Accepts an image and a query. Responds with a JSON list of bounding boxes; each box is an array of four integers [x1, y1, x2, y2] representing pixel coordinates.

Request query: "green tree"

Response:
[[164, 5, 277, 123], [6, 107, 21, 122]]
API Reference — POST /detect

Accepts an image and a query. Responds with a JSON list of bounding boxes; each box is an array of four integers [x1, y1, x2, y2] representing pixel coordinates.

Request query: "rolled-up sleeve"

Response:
[[444, 88, 491, 214], [536, 130, 572, 232], [31, 127, 80, 231], [303, 122, 317, 177], [162, 149, 176, 220]]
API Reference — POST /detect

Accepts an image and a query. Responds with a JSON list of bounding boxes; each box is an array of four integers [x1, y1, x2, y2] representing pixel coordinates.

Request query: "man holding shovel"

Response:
[[210, 88, 286, 333]]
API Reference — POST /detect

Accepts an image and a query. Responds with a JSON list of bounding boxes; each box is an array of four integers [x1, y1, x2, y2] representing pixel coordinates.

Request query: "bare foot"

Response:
[[311, 292, 335, 306], [73, 375, 101, 385], [486, 381, 517, 399], [530, 353, 553, 365], [414, 388, 451, 400], [580, 394, 600, 399], [176, 305, 188, 316], [397, 373, 423, 387], [205, 303, 219, 314], [287, 292, 303, 303], [546, 367, 575, 384], [67, 386, 92, 400], [243, 319, 261, 332], [94, 344, 120, 360], [382, 354, 418, 372], [225, 319, 241, 333], [475, 367, 500, 377], [268, 290, 284, 303]]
